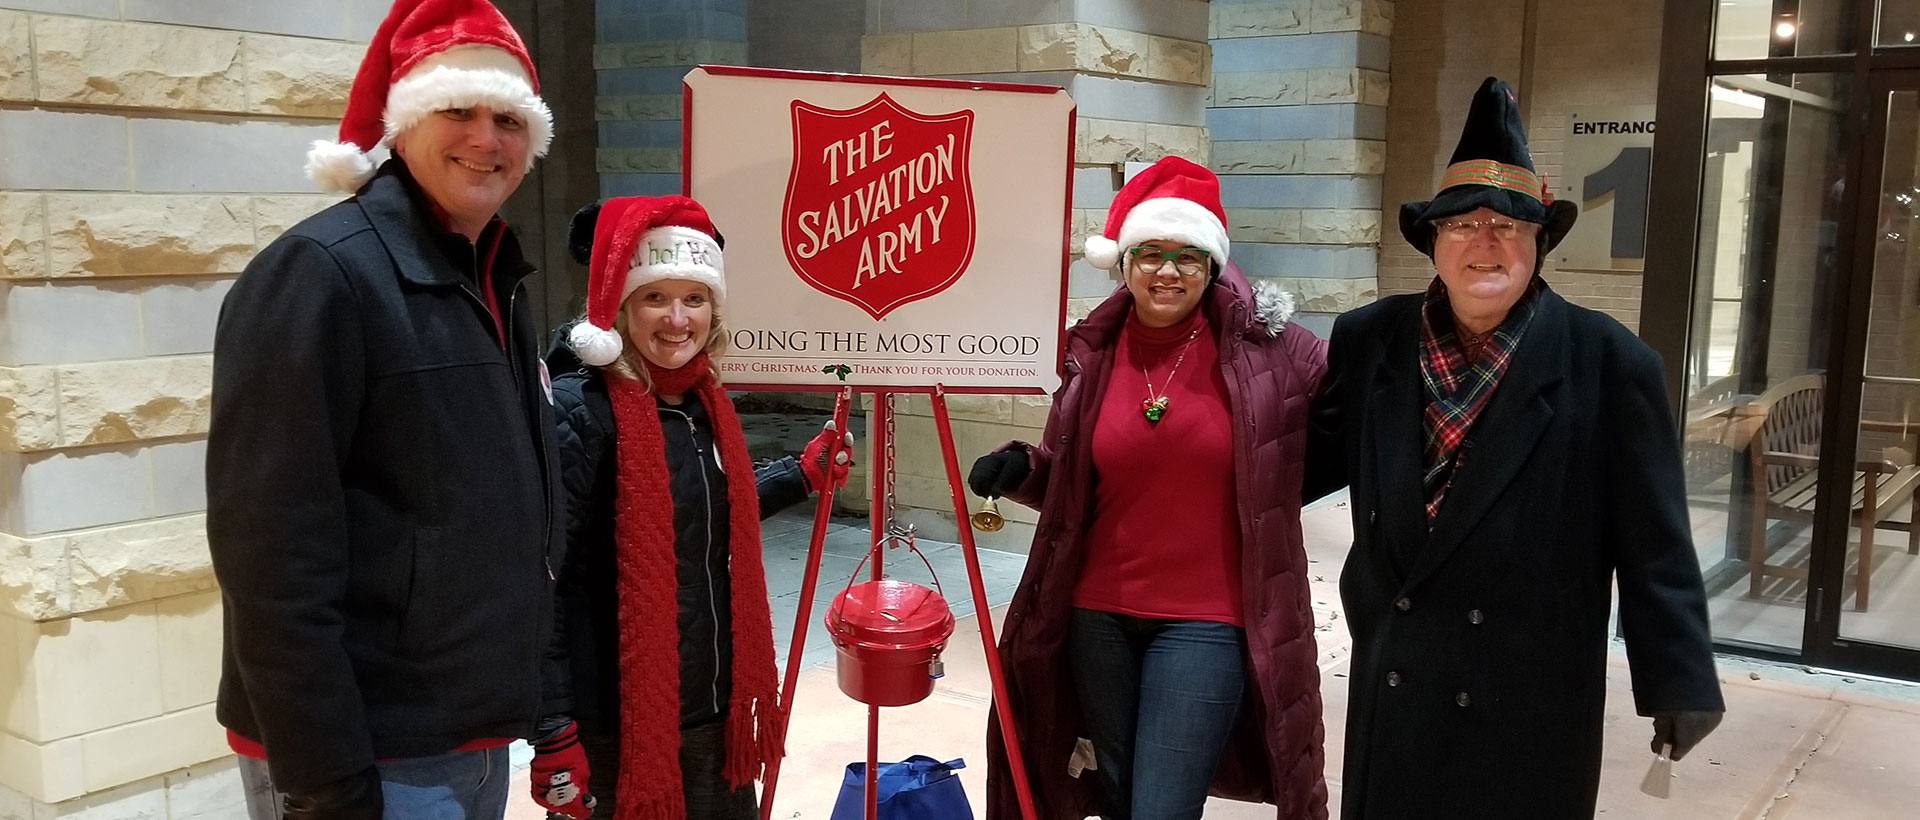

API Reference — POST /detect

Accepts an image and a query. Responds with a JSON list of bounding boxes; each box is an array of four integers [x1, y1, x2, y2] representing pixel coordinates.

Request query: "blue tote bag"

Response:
[[828, 756, 972, 820]]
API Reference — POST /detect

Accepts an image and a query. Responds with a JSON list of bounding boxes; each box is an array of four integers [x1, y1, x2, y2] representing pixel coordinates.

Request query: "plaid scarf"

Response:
[[1419, 278, 1543, 522]]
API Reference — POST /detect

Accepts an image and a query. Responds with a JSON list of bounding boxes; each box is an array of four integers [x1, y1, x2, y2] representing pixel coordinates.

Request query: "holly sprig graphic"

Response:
[[822, 363, 852, 381]]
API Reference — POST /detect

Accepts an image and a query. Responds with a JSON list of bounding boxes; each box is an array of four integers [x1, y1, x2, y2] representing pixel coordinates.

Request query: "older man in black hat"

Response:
[[1305, 78, 1725, 819]]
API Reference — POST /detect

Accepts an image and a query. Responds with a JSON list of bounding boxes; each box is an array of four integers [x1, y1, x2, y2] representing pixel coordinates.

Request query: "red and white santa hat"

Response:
[[1083, 156, 1231, 271], [306, 0, 554, 193], [569, 195, 727, 367]]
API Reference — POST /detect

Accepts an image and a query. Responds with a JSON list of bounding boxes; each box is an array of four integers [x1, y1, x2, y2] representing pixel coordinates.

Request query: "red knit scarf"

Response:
[[606, 353, 785, 820]]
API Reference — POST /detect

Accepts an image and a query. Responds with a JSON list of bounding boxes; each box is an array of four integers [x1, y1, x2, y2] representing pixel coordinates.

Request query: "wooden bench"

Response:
[[1683, 374, 1750, 492], [1743, 374, 1920, 611]]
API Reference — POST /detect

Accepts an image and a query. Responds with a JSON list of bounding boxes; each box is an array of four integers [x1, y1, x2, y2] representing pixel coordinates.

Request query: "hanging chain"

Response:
[[884, 392, 899, 533], [880, 392, 914, 549]]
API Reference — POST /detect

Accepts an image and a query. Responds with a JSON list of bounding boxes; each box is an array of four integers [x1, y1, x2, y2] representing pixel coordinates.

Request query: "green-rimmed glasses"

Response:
[[1128, 245, 1211, 276]]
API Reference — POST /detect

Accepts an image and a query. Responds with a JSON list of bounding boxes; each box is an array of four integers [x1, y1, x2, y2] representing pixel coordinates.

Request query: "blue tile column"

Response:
[[594, 0, 748, 196], [1208, 0, 1394, 336]]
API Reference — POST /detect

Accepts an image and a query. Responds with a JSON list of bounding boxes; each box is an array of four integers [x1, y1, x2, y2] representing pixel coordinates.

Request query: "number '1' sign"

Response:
[[1556, 106, 1656, 272]]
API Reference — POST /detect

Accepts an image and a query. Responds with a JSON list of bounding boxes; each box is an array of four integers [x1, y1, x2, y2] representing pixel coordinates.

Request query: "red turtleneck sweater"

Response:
[[1072, 307, 1244, 625]]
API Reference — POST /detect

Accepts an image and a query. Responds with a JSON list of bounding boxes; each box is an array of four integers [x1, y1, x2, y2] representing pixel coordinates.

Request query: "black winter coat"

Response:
[[1306, 285, 1724, 820], [208, 159, 562, 794], [544, 346, 809, 729]]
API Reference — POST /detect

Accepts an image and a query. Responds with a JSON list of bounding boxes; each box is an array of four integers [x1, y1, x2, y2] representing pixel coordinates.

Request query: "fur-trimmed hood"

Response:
[[1247, 275, 1297, 337]]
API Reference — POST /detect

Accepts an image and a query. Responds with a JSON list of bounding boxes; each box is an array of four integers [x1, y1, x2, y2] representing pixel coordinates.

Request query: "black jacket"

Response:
[[207, 159, 563, 794], [1306, 285, 1723, 820], [545, 340, 809, 730]]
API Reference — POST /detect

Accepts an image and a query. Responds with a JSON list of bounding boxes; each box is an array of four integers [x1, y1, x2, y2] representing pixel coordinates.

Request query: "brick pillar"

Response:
[[1208, 0, 1394, 337], [858, 0, 1212, 550], [594, 0, 749, 197], [0, 3, 367, 816]]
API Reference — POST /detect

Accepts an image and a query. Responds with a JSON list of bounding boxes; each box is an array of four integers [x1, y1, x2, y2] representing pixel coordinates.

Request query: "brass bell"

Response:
[[971, 497, 1005, 532]]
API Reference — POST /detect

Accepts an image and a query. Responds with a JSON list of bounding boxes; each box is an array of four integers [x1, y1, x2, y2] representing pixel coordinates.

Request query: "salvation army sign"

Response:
[[784, 94, 976, 319], [684, 66, 1073, 393]]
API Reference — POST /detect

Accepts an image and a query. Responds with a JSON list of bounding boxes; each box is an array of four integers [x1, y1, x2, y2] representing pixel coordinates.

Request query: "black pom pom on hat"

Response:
[[567, 198, 725, 267], [567, 201, 602, 266]]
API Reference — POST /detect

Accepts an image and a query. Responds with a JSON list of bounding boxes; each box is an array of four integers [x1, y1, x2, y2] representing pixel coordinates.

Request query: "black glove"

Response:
[[283, 766, 382, 820], [1651, 709, 1723, 761], [968, 448, 1031, 499]]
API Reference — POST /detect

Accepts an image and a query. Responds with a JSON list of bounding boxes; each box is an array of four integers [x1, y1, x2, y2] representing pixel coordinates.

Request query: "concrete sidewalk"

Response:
[[511, 497, 1920, 819]]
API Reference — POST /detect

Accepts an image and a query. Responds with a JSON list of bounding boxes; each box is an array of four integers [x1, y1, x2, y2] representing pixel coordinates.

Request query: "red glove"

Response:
[[801, 420, 855, 492], [530, 721, 595, 819]]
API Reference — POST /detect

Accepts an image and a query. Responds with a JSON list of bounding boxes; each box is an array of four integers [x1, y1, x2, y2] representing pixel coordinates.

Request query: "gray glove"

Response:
[[1651, 709, 1723, 761]]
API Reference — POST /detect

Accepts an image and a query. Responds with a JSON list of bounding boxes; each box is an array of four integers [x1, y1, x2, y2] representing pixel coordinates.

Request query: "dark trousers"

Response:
[[1066, 607, 1248, 820], [552, 717, 756, 820]]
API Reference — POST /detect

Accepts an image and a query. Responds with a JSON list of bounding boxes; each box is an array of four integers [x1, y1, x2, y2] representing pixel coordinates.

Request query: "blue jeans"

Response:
[[1067, 608, 1247, 820], [238, 746, 511, 820]]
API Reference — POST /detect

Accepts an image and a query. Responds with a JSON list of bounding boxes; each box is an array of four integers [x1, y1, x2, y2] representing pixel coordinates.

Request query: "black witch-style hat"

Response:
[[1399, 77, 1579, 258]]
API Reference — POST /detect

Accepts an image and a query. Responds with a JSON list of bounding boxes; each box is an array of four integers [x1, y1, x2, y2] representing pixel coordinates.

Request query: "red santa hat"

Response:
[[568, 195, 728, 367], [1084, 156, 1231, 271], [306, 0, 554, 193]]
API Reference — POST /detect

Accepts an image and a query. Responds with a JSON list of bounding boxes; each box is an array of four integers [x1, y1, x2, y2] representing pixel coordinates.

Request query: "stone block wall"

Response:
[[750, 0, 863, 72], [595, 0, 748, 197], [1208, 0, 1393, 338], [0, 2, 371, 816], [860, 0, 1213, 551], [1380, 0, 1662, 330]]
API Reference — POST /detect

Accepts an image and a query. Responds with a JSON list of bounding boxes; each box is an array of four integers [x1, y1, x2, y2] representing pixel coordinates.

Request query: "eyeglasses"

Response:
[[1432, 217, 1536, 242], [1127, 246, 1211, 276]]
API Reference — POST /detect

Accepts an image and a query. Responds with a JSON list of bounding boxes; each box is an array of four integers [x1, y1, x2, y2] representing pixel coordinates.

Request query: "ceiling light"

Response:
[[1709, 84, 1766, 112], [1776, 21, 1797, 39], [1906, 31, 1915, 42]]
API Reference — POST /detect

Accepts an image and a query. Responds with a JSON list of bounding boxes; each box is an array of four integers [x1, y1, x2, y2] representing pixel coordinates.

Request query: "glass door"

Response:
[[1822, 71, 1920, 675], [1655, 0, 1920, 679], [1681, 73, 1853, 657]]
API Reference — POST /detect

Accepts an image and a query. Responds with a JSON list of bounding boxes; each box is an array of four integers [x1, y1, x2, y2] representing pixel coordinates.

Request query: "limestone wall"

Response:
[[1209, 0, 1394, 338], [595, 0, 748, 197], [0, 2, 369, 815]]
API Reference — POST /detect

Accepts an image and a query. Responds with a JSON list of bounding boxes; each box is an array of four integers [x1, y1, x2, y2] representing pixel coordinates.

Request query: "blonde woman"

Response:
[[532, 196, 851, 820]]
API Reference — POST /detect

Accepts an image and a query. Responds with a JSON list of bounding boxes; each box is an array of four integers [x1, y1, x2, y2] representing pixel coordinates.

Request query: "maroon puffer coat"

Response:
[[984, 263, 1331, 820]]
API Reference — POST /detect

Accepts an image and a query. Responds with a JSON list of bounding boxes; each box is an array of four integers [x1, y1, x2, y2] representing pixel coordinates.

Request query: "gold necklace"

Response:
[[1140, 326, 1202, 423]]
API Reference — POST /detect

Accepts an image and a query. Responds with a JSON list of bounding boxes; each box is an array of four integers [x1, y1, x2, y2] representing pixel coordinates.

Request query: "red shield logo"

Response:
[[783, 93, 976, 320]]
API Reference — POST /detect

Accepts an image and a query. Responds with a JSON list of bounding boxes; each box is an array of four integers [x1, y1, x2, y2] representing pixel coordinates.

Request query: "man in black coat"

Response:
[[1306, 77, 1725, 819], [206, 2, 576, 818]]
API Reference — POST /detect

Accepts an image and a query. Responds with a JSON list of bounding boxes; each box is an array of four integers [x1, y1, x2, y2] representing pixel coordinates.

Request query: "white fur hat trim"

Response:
[[1113, 197, 1230, 266], [621, 225, 727, 308], [305, 44, 553, 194], [1086, 197, 1232, 271]]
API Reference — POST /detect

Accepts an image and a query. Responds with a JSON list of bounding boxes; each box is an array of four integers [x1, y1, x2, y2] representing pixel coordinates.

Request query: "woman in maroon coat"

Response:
[[968, 157, 1330, 820]]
